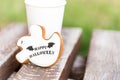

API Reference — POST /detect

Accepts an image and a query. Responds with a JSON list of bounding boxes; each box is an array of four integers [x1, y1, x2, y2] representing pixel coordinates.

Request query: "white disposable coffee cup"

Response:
[[25, 0, 67, 38]]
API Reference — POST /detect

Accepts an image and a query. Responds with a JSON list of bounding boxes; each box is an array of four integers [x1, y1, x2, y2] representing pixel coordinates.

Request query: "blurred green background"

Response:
[[0, 0, 120, 55]]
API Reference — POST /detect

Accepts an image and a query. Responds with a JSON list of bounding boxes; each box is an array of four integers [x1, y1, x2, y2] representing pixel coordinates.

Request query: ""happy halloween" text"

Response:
[[29, 50, 54, 58]]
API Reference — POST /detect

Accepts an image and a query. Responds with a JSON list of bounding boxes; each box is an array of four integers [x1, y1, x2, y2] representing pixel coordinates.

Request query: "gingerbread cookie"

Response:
[[16, 25, 64, 67]]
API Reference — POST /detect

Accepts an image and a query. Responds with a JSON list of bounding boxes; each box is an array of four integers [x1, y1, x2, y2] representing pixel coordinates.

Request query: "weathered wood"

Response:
[[7, 56, 86, 80], [69, 56, 86, 80], [0, 23, 28, 80], [67, 79, 75, 80], [13, 28, 82, 80], [7, 72, 16, 80], [84, 30, 120, 80]]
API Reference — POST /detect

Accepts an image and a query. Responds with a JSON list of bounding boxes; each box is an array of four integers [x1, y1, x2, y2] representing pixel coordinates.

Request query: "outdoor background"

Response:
[[0, 0, 120, 56]]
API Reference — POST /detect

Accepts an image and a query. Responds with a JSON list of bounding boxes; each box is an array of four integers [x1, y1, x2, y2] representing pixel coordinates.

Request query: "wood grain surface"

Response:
[[13, 28, 82, 80], [7, 72, 16, 80], [69, 56, 86, 80], [84, 30, 120, 80], [8, 56, 86, 80], [0, 24, 28, 80]]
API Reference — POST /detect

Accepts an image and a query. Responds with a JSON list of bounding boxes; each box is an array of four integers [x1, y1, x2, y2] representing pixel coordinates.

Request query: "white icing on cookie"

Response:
[[16, 25, 63, 67]]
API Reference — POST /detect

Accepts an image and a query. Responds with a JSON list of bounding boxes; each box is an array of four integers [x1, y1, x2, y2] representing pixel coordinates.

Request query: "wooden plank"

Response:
[[13, 28, 82, 80], [7, 72, 16, 80], [0, 23, 28, 80], [69, 56, 86, 80], [84, 30, 120, 80], [8, 55, 86, 80], [67, 79, 75, 80]]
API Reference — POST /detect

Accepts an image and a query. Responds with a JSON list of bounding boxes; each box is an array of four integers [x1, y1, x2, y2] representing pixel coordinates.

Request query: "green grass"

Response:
[[0, 0, 26, 25], [1, 0, 120, 55], [63, 0, 120, 55]]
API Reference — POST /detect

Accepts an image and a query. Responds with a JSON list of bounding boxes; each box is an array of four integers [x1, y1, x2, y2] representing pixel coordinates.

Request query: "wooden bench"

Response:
[[84, 30, 120, 80], [0, 23, 120, 80], [0, 23, 83, 80]]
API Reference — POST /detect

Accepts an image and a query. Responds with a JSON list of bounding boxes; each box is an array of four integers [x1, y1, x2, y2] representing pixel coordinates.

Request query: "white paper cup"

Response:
[[25, 0, 66, 38]]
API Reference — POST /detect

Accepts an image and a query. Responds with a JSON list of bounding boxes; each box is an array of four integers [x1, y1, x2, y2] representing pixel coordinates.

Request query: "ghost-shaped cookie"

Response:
[[16, 25, 63, 67]]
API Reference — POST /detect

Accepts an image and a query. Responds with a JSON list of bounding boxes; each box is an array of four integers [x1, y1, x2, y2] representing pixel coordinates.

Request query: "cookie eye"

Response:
[[21, 41, 23, 44]]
